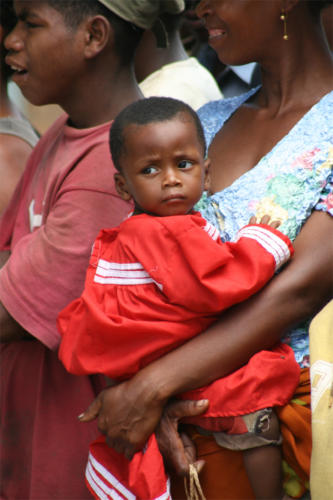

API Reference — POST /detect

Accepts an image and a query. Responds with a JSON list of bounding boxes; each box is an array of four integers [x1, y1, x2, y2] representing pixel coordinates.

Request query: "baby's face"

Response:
[[116, 116, 209, 217]]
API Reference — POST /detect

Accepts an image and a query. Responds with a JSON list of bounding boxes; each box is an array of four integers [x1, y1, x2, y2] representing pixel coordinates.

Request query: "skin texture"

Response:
[[4, 2, 87, 109], [79, 0, 333, 481], [114, 114, 210, 216]]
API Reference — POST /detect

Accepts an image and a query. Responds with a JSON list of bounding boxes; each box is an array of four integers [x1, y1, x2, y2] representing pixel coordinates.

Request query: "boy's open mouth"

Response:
[[10, 64, 27, 75]]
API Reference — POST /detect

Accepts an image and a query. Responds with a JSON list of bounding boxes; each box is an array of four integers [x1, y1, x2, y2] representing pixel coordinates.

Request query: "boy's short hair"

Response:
[[46, 0, 143, 63], [110, 97, 207, 172]]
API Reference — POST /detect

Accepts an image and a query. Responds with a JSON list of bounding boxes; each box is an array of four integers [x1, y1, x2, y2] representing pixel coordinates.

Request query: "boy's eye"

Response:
[[24, 20, 39, 28], [141, 166, 158, 175], [178, 160, 193, 169]]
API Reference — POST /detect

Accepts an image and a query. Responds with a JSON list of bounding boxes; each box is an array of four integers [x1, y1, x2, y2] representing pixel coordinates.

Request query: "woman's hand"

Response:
[[78, 376, 166, 460], [156, 399, 208, 476], [78, 374, 209, 470]]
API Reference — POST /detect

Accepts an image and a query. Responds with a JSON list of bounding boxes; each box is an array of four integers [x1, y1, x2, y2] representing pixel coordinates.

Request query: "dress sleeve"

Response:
[[134, 217, 293, 314], [315, 172, 333, 215]]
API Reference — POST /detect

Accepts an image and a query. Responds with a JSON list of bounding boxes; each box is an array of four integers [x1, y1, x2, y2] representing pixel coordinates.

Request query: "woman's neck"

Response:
[[255, 19, 333, 114]]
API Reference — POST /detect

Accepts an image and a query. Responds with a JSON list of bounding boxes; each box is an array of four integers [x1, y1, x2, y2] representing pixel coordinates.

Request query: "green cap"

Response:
[[97, 0, 185, 47]]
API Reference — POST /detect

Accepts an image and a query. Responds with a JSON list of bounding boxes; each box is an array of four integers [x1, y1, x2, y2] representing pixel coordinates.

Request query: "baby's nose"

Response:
[[163, 168, 181, 186]]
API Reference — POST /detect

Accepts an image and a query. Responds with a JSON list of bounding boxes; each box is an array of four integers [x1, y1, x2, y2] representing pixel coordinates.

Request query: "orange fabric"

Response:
[[276, 368, 311, 487], [171, 429, 255, 500], [171, 368, 311, 500]]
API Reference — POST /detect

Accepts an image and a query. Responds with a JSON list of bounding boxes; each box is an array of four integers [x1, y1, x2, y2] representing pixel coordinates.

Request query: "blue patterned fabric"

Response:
[[197, 90, 333, 368]]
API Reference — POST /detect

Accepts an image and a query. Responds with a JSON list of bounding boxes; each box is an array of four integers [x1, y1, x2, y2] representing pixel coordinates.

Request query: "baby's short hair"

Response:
[[110, 97, 206, 172]]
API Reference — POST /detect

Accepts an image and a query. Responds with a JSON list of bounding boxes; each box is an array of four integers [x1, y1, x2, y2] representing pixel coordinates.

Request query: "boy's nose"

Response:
[[4, 24, 24, 52]]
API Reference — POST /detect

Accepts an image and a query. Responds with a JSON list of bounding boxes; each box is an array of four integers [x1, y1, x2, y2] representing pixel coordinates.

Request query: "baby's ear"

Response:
[[114, 173, 132, 201], [203, 158, 211, 193]]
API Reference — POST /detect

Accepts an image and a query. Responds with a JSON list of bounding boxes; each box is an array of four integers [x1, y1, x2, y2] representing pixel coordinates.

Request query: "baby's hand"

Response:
[[249, 214, 281, 229]]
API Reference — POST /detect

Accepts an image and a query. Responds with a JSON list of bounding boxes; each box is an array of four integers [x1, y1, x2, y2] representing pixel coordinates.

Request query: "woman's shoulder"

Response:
[[197, 87, 259, 146]]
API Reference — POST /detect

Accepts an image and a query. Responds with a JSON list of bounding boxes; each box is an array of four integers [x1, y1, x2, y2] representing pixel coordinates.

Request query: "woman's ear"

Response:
[[203, 158, 211, 193], [83, 15, 113, 59], [114, 173, 132, 202]]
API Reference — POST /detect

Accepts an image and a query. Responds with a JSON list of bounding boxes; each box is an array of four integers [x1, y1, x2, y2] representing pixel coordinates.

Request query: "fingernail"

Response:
[[196, 399, 209, 406], [78, 413, 84, 420]]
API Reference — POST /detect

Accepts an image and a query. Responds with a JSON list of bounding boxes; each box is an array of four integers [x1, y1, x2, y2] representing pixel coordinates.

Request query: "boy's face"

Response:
[[5, 1, 85, 107], [114, 114, 210, 217]]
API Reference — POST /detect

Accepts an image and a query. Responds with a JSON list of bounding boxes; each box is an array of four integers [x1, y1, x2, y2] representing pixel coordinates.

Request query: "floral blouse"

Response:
[[197, 89, 333, 367]]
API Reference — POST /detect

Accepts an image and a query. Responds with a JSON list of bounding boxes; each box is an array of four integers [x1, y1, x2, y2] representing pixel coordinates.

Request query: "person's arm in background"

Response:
[[0, 251, 34, 341], [0, 302, 30, 341], [80, 210, 333, 462], [0, 250, 10, 268], [0, 248, 29, 340], [0, 134, 33, 217]]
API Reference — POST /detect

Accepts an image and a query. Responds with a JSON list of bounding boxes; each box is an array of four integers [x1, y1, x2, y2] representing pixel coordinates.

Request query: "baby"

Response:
[[58, 97, 299, 500]]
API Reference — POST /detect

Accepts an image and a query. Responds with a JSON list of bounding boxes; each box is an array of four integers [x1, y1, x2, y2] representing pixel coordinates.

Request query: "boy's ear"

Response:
[[203, 158, 211, 193], [114, 173, 132, 202], [83, 15, 113, 59]]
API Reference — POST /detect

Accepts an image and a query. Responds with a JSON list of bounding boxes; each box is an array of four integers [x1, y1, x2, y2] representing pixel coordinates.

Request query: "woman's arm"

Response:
[[80, 210, 332, 459]]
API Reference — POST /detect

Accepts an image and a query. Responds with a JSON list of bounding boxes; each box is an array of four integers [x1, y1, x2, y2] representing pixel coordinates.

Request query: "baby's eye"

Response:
[[141, 166, 158, 175], [178, 160, 193, 169]]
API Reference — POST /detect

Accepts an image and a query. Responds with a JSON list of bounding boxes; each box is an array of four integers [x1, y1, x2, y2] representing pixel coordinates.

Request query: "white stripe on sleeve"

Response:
[[237, 226, 291, 271]]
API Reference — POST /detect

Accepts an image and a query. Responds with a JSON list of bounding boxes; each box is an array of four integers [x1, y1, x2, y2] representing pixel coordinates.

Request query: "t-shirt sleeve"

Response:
[[130, 217, 293, 314], [0, 142, 131, 349]]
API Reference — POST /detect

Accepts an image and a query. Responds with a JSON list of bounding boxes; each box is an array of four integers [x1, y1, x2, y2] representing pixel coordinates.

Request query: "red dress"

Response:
[[58, 212, 299, 500]]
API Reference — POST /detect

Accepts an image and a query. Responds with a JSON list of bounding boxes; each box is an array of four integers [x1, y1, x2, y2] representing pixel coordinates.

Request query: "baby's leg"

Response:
[[242, 409, 288, 500]]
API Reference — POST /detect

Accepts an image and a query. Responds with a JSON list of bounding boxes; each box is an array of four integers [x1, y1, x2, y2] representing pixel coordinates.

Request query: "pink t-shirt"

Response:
[[0, 114, 131, 500], [0, 113, 131, 349]]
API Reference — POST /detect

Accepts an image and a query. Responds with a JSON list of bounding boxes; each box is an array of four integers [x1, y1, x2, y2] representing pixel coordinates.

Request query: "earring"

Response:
[[280, 10, 288, 41]]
